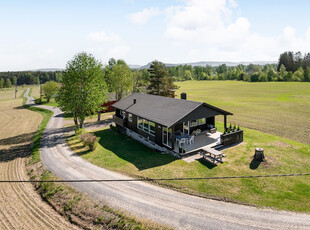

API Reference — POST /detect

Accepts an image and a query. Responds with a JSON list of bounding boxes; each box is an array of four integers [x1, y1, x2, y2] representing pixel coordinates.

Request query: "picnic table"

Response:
[[200, 146, 223, 164]]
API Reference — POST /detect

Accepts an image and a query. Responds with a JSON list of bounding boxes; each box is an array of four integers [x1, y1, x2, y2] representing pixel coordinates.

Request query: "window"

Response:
[[121, 110, 125, 119], [149, 122, 155, 135], [198, 118, 206, 125], [128, 113, 132, 122], [190, 120, 197, 127], [137, 117, 155, 136], [143, 120, 149, 132], [138, 117, 143, 129]]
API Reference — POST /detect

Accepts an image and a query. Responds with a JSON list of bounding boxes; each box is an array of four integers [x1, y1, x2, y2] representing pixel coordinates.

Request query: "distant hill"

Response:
[[29, 68, 63, 72], [137, 61, 277, 69]]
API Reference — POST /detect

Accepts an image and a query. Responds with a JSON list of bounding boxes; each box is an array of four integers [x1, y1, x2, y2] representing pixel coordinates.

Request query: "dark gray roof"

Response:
[[112, 93, 232, 127]]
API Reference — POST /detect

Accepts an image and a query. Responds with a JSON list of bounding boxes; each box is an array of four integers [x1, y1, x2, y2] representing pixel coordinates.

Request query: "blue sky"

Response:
[[1, 0, 310, 71]]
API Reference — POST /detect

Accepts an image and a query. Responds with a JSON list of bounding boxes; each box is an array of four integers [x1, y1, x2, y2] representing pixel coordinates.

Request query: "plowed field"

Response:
[[0, 98, 77, 229]]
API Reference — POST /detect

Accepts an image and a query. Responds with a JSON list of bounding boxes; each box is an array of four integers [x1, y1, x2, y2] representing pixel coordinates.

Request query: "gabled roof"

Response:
[[112, 93, 232, 127]]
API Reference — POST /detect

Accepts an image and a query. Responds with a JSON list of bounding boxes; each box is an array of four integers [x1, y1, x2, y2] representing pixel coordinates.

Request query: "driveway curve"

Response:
[[26, 90, 310, 230]]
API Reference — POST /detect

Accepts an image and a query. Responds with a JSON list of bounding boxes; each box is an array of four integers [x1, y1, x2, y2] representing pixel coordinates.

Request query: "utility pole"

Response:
[[15, 84, 17, 99], [40, 80, 42, 103]]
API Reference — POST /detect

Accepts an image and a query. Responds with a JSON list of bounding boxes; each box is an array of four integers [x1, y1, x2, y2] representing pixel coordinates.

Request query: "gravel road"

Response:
[[0, 89, 77, 230], [26, 90, 310, 230]]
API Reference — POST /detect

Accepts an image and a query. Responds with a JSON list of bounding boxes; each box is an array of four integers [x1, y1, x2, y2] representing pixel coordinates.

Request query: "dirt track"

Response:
[[0, 94, 77, 229]]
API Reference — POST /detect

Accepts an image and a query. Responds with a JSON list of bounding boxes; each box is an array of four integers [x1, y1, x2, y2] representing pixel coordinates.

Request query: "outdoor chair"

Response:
[[178, 138, 186, 147], [187, 135, 194, 145]]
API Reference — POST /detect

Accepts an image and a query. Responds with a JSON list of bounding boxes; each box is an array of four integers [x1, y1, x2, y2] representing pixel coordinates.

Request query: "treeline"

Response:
[[155, 51, 310, 82], [0, 71, 62, 88]]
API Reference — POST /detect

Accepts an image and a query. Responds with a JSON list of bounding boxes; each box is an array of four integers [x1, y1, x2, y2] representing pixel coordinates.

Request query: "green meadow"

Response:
[[175, 81, 310, 144]]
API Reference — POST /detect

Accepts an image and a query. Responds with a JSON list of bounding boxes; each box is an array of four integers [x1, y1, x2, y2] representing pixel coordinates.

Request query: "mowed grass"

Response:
[[175, 81, 310, 144], [68, 124, 310, 212]]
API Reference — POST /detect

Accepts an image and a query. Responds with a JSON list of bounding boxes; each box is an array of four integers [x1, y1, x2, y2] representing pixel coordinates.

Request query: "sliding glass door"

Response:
[[162, 126, 172, 148]]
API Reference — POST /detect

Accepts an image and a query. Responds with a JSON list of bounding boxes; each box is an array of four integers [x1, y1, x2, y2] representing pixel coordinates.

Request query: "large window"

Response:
[[138, 117, 143, 129], [143, 120, 149, 132], [149, 122, 155, 135], [198, 118, 206, 125], [137, 117, 155, 136], [190, 120, 197, 127]]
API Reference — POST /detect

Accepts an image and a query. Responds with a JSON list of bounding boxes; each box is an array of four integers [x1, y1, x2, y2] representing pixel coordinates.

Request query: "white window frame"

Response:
[[137, 117, 155, 136], [128, 113, 132, 122]]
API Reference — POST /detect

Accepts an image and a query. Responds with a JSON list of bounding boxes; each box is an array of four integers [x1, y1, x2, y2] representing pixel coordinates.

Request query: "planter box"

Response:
[[220, 129, 243, 146]]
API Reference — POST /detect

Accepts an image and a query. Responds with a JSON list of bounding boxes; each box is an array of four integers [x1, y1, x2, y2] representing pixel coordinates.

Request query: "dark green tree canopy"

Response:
[[57, 52, 107, 128], [147, 60, 179, 97]]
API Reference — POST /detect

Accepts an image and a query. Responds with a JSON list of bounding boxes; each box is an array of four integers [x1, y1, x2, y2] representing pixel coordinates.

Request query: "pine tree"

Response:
[[147, 60, 179, 97]]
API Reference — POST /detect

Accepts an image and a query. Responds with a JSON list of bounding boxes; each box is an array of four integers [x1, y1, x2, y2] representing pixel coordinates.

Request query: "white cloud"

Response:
[[127, 7, 161, 25], [164, 0, 310, 61], [87, 31, 121, 43]]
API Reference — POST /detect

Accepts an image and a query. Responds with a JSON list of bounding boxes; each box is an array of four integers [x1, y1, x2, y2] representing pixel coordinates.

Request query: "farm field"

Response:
[[0, 92, 76, 229], [175, 81, 310, 144], [0, 86, 26, 101]]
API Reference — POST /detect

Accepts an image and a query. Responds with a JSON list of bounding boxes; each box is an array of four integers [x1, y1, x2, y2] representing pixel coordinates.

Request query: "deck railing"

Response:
[[220, 129, 243, 146], [113, 115, 124, 127]]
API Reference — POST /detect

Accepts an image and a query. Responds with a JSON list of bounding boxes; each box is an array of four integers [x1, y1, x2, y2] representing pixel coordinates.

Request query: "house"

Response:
[[112, 93, 243, 156]]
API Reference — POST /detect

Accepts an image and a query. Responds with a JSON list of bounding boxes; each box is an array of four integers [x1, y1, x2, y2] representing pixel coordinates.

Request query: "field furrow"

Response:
[[0, 98, 77, 229]]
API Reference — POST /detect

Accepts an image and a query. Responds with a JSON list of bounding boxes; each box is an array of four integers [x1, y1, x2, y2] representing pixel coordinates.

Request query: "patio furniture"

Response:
[[178, 138, 187, 148], [192, 129, 201, 136], [206, 124, 217, 134], [187, 135, 195, 145], [200, 146, 223, 165]]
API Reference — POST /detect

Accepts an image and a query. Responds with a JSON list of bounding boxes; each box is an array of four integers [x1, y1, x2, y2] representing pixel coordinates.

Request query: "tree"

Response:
[[0, 78, 4, 89], [5, 78, 12, 88], [36, 77, 40, 85], [105, 59, 133, 100], [42, 81, 59, 102], [132, 70, 145, 93], [304, 67, 310, 82], [12, 76, 17, 85], [147, 60, 179, 97], [57, 52, 107, 128]]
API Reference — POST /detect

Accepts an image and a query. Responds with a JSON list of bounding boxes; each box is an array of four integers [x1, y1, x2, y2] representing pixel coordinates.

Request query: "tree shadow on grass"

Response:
[[94, 129, 176, 171], [197, 158, 217, 169], [249, 158, 262, 170], [0, 144, 32, 162]]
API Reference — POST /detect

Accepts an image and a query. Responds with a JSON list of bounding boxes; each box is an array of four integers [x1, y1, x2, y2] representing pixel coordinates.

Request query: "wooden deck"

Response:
[[175, 131, 221, 157]]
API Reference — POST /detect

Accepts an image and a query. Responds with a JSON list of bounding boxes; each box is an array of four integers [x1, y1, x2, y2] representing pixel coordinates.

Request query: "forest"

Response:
[[0, 51, 309, 90]]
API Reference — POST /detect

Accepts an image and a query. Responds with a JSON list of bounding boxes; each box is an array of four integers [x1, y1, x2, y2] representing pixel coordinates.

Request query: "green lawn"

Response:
[[67, 81, 310, 212], [175, 81, 310, 144], [68, 124, 310, 212]]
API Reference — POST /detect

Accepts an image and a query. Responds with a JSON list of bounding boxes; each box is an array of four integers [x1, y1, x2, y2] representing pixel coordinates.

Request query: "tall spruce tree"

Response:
[[147, 60, 179, 97]]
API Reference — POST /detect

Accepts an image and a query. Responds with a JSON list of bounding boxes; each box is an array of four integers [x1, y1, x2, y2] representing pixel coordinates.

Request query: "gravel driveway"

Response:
[[25, 90, 310, 230]]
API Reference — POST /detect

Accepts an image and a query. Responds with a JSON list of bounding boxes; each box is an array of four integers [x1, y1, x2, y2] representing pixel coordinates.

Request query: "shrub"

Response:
[[80, 133, 98, 151], [75, 128, 85, 136]]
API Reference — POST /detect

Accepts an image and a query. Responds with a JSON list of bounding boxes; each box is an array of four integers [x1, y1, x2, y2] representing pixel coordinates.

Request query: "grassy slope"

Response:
[[175, 81, 310, 144]]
